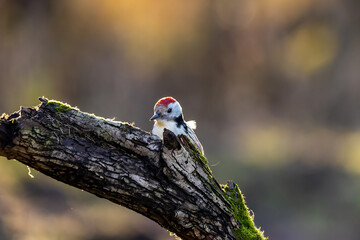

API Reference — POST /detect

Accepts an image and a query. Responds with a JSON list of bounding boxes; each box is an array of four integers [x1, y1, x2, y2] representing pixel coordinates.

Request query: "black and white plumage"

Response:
[[150, 97, 204, 155]]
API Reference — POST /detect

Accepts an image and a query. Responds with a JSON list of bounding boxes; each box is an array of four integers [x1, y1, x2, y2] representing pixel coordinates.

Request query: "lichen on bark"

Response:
[[0, 97, 267, 240]]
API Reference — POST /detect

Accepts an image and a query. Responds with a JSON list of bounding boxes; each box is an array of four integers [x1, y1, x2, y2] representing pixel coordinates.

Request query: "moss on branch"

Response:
[[45, 99, 77, 113], [0, 97, 268, 240], [222, 182, 267, 240]]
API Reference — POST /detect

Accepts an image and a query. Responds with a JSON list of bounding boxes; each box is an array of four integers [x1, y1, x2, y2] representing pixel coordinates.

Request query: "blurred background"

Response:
[[0, 0, 360, 239]]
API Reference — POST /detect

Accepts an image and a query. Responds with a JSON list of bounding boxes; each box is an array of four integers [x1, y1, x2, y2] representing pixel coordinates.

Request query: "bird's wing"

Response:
[[186, 120, 197, 129], [185, 124, 204, 155]]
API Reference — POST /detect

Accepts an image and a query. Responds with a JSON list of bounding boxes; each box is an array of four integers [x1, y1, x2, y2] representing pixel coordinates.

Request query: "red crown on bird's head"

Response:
[[155, 97, 177, 107]]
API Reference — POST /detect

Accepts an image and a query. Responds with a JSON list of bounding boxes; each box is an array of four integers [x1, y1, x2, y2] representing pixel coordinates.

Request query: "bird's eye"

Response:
[[167, 108, 172, 113]]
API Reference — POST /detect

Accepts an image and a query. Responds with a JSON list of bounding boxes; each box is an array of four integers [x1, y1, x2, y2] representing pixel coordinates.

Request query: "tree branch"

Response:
[[0, 98, 266, 240]]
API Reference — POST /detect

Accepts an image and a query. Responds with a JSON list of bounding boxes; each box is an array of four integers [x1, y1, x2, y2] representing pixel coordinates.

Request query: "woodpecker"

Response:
[[150, 97, 204, 155]]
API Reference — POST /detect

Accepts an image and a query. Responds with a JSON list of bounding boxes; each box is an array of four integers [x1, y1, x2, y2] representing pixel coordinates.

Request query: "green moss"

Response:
[[46, 100, 77, 113], [55, 104, 71, 112], [221, 183, 267, 240], [192, 144, 209, 166], [186, 135, 267, 239], [185, 138, 213, 177]]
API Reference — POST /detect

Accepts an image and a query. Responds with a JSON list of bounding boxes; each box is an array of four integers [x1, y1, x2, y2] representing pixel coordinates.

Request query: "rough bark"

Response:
[[0, 98, 266, 240]]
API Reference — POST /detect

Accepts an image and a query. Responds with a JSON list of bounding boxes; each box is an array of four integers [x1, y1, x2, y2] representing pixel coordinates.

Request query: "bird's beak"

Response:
[[150, 112, 161, 121]]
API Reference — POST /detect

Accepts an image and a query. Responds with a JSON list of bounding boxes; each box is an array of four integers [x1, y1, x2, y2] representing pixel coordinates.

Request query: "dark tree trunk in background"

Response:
[[0, 98, 266, 240]]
